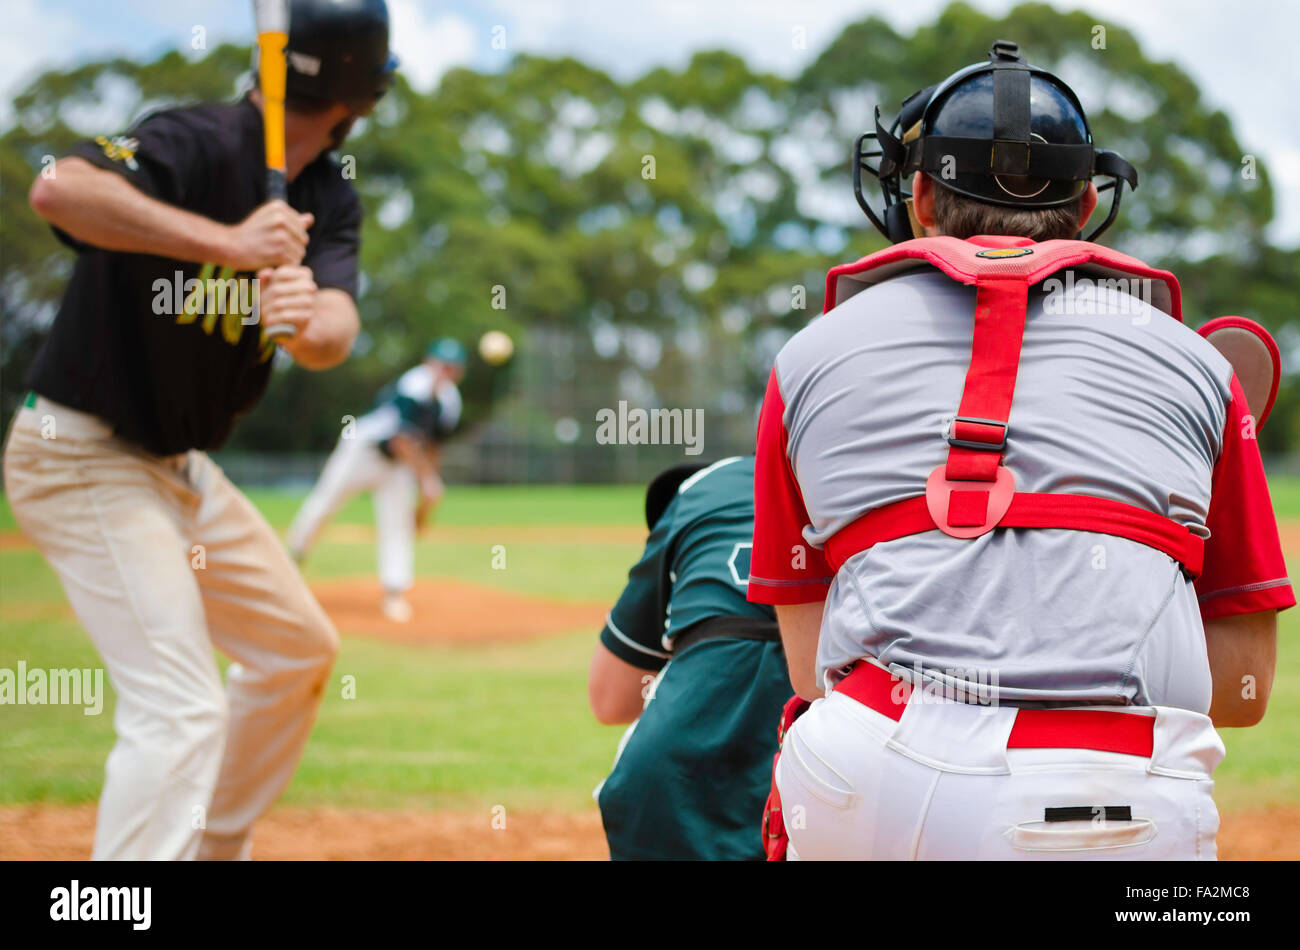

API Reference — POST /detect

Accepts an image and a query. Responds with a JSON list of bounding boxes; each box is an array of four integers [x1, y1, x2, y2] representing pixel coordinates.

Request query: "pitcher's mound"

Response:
[[310, 577, 607, 646]]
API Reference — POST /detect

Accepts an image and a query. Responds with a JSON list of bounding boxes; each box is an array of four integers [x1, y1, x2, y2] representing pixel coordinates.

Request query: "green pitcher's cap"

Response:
[[427, 338, 467, 365]]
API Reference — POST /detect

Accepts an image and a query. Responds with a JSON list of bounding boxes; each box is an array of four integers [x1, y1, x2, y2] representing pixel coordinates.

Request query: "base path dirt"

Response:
[[2, 804, 1296, 860], [0, 804, 609, 860], [310, 577, 607, 646], [1216, 805, 1300, 860]]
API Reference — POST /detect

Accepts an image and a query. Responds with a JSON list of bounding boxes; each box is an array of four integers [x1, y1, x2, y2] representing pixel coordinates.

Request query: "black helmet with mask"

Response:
[[853, 41, 1137, 243]]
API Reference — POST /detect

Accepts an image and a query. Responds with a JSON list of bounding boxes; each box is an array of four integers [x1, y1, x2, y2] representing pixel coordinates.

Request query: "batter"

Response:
[[4, 0, 398, 860]]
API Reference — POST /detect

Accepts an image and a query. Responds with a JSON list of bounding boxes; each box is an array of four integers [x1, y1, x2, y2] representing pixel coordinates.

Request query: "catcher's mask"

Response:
[[644, 462, 711, 530], [853, 40, 1138, 244]]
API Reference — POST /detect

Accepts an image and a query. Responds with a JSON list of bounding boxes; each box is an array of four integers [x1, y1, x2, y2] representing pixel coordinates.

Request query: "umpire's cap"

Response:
[[855, 41, 1138, 242], [286, 0, 399, 114], [915, 43, 1095, 209], [426, 338, 467, 366], [644, 462, 712, 530]]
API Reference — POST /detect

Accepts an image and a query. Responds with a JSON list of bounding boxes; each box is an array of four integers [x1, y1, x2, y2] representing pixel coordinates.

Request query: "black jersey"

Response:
[[26, 97, 362, 455]]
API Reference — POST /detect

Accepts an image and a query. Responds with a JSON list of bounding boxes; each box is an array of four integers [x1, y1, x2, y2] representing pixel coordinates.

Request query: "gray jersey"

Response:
[[749, 269, 1292, 710]]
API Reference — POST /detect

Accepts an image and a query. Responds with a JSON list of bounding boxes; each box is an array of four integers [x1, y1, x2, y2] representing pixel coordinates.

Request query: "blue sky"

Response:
[[5, 0, 1298, 244]]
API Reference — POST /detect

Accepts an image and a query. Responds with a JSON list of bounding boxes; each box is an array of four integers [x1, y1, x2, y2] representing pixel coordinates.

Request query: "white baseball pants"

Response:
[[776, 683, 1224, 860], [4, 399, 339, 860], [285, 435, 417, 594]]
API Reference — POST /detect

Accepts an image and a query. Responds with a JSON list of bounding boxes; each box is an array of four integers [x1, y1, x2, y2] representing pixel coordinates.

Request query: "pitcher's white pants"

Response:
[[4, 399, 339, 860], [776, 686, 1224, 860], [286, 436, 417, 593]]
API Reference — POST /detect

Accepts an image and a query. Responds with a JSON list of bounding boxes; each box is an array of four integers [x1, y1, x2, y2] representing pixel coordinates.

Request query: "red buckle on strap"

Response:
[[925, 465, 1016, 538], [947, 416, 1008, 451]]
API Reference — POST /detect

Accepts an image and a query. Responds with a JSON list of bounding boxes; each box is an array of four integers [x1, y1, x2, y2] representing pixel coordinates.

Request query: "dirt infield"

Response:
[[309, 577, 607, 645], [2, 804, 1296, 859], [0, 531, 31, 550], [0, 571, 607, 647], [0, 805, 607, 860]]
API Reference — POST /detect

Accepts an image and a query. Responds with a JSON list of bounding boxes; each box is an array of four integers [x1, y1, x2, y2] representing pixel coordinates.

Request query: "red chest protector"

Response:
[[820, 234, 1204, 579]]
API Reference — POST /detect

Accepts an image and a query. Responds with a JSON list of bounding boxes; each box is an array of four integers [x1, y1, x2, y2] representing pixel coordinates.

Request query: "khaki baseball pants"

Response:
[[4, 397, 339, 860]]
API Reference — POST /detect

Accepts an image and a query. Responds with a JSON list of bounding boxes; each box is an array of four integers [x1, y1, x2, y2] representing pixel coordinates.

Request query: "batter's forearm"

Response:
[[282, 288, 359, 370], [29, 158, 233, 265]]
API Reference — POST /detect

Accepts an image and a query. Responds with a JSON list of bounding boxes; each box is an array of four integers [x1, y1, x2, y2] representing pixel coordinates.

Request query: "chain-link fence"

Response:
[[214, 321, 784, 486], [192, 318, 1300, 488]]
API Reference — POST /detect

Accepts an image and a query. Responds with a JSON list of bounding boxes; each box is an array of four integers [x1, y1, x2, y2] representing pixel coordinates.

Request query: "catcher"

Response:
[[4, 0, 397, 859], [287, 338, 466, 623], [749, 42, 1291, 860], [588, 457, 791, 860]]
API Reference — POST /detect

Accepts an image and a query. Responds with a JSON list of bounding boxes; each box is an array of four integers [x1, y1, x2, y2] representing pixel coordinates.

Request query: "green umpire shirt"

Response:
[[596, 456, 791, 860]]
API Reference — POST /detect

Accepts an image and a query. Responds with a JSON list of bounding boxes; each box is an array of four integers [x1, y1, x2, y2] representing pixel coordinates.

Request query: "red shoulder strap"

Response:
[[823, 235, 1182, 321], [944, 277, 1027, 483], [926, 264, 1027, 534], [818, 235, 1204, 577]]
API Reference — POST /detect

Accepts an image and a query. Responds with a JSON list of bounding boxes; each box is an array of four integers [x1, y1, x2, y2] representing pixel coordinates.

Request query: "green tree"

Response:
[[2, 3, 1294, 468]]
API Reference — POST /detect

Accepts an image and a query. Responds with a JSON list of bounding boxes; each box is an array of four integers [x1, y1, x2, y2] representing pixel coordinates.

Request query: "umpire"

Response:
[[4, 0, 396, 859], [748, 42, 1291, 860], [588, 457, 792, 860]]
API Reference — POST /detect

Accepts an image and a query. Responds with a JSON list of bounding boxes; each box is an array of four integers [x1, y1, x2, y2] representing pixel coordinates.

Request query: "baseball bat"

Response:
[[253, 0, 298, 342]]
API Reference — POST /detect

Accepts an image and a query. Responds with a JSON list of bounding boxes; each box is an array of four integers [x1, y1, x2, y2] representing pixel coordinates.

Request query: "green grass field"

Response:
[[2, 480, 1298, 815], [0, 485, 644, 811]]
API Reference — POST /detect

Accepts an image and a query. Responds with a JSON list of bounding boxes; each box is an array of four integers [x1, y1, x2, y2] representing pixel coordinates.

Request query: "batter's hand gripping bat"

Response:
[[254, 0, 299, 342]]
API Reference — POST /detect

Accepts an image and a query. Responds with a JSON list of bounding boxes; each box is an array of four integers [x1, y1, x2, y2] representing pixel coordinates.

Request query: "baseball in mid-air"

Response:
[[479, 330, 514, 365]]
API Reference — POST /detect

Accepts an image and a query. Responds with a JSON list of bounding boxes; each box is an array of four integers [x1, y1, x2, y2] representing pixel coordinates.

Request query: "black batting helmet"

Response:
[[285, 0, 399, 114], [854, 41, 1138, 243]]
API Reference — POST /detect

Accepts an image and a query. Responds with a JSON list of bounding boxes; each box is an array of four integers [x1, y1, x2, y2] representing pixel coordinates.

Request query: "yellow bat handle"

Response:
[[258, 30, 289, 197], [257, 26, 296, 341]]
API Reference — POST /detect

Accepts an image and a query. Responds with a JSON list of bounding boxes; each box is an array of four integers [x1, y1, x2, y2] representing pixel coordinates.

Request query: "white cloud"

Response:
[[0, 0, 83, 124], [1055, 0, 1300, 243], [5, 0, 1297, 241], [487, 0, 870, 79], [387, 1, 476, 91], [1269, 145, 1300, 248], [482, 0, 1300, 243]]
